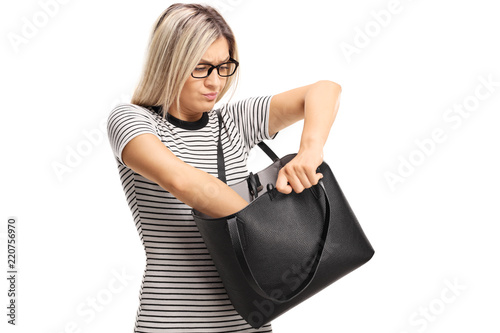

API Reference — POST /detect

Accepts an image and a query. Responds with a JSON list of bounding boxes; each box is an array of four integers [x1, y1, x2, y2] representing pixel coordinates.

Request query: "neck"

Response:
[[167, 105, 203, 122]]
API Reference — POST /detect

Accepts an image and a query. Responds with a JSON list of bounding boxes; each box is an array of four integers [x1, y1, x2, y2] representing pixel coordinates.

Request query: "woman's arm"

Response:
[[122, 133, 248, 218], [269, 80, 342, 194]]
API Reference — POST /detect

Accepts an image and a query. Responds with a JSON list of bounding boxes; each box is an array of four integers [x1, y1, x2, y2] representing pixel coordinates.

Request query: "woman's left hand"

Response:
[[275, 146, 324, 194]]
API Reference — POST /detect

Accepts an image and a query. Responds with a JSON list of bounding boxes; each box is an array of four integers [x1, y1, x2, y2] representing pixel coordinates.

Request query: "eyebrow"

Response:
[[198, 56, 230, 64]]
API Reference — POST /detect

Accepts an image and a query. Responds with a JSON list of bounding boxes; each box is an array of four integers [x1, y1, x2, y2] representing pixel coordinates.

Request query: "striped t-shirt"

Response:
[[106, 96, 276, 333]]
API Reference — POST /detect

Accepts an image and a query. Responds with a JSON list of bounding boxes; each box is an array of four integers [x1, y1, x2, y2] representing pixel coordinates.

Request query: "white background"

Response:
[[1, 0, 499, 332]]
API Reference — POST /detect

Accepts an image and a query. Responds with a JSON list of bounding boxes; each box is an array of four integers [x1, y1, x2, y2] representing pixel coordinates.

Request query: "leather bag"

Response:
[[192, 111, 374, 328]]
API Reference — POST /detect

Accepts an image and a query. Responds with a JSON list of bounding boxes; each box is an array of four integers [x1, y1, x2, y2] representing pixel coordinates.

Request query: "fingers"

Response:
[[275, 171, 293, 194], [275, 163, 323, 194], [284, 170, 305, 194]]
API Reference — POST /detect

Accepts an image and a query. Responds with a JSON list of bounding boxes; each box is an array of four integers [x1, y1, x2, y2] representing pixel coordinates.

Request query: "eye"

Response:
[[194, 65, 209, 71]]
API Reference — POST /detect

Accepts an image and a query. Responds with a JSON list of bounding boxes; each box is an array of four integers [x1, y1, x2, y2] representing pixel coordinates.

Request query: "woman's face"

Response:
[[170, 37, 230, 121]]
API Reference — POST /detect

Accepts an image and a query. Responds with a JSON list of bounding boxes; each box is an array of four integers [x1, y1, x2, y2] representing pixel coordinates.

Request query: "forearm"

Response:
[[300, 80, 342, 152], [167, 165, 248, 219], [272, 80, 342, 194], [122, 133, 247, 219]]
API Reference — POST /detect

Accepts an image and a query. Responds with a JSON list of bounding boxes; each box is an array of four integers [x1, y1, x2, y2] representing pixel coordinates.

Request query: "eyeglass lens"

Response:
[[192, 61, 237, 78]]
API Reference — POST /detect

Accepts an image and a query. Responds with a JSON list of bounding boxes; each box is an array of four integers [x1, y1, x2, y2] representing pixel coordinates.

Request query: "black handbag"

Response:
[[192, 111, 374, 328]]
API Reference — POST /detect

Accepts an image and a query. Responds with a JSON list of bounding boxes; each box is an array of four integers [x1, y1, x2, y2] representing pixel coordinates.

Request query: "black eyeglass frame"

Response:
[[190, 58, 239, 79]]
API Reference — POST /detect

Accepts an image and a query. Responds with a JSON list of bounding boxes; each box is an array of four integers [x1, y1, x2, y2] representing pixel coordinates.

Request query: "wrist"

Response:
[[299, 137, 324, 154]]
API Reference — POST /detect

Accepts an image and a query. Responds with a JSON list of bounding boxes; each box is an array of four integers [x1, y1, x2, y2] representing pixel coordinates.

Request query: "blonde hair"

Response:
[[131, 3, 239, 117]]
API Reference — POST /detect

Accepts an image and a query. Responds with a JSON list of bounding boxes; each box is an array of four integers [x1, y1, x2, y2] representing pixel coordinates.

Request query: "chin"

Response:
[[202, 101, 217, 111]]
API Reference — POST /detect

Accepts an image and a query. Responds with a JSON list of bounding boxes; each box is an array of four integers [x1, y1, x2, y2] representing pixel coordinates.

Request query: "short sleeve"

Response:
[[106, 103, 160, 165], [223, 95, 278, 151]]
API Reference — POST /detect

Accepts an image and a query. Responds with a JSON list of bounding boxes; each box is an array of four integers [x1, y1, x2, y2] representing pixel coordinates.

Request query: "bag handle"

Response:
[[216, 110, 279, 183], [227, 180, 331, 304]]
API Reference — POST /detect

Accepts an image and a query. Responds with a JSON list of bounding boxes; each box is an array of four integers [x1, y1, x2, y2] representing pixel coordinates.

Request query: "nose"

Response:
[[204, 69, 222, 89]]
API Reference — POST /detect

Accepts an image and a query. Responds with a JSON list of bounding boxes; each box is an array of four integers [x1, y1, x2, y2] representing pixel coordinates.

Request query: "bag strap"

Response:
[[216, 110, 280, 183], [257, 142, 279, 162], [227, 180, 331, 304], [216, 110, 227, 184]]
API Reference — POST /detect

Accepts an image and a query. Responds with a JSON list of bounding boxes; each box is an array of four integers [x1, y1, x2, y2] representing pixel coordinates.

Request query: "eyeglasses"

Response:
[[191, 58, 239, 79]]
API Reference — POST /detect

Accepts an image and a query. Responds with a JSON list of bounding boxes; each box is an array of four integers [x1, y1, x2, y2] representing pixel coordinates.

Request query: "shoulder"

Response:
[[107, 102, 162, 142], [106, 103, 164, 165], [108, 102, 158, 121], [215, 95, 274, 120], [107, 103, 161, 131], [222, 95, 273, 111]]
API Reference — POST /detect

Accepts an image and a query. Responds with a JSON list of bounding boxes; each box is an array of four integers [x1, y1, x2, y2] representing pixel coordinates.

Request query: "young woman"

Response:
[[107, 3, 341, 332]]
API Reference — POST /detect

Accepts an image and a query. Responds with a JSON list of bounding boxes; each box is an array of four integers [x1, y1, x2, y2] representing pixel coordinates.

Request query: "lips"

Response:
[[203, 92, 218, 101]]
